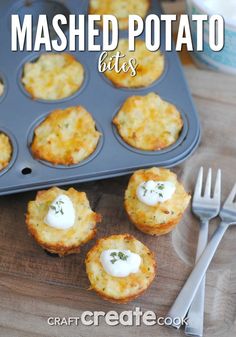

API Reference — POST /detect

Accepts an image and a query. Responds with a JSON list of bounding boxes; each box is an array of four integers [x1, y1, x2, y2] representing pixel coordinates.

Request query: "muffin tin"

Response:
[[0, 0, 201, 195]]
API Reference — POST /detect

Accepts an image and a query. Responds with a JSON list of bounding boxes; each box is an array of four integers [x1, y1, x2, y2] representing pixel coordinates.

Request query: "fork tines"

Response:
[[193, 167, 221, 202]]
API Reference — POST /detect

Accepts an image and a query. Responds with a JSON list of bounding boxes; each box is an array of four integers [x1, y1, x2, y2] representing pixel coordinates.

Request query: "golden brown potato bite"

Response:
[[103, 39, 164, 88], [85, 234, 156, 303], [26, 187, 102, 256], [0, 132, 12, 171], [124, 167, 190, 235], [89, 0, 150, 30], [31, 106, 101, 166], [113, 92, 183, 151], [22, 53, 84, 100]]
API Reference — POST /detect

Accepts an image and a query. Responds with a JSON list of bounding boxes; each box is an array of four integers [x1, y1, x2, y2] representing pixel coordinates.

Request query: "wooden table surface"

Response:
[[1, 2, 236, 337]]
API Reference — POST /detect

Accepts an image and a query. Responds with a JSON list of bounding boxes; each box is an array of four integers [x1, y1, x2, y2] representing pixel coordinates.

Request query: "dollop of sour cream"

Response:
[[44, 194, 75, 230], [100, 249, 141, 277], [136, 180, 176, 206]]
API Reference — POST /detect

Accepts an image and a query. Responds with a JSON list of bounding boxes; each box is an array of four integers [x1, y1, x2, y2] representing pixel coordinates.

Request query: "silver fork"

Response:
[[185, 167, 221, 337], [167, 182, 236, 329]]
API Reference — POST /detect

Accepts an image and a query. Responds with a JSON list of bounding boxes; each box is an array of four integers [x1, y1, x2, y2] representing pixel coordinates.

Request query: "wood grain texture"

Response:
[[1, 2, 236, 337]]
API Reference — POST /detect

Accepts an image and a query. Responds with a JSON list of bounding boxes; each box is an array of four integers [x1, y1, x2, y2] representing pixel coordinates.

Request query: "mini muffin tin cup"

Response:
[[0, 0, 201, 195]]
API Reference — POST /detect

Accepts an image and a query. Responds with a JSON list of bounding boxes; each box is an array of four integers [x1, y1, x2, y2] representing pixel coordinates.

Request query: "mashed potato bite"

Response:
[[103, 39, 164, 88], [86, 234, 156, 303], [0, 132, 12, 171], [26, 187, 102, 256], [125, 168, 190, 235], [31, 106, 101, 166], [22, 53, 84, 100], [89, 0, 150, 30], [113, 92, 183, 151]]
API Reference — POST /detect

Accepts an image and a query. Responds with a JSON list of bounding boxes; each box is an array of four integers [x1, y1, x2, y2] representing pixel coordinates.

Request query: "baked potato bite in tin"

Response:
[[26, 187, 102, 256], [103, 39, 164, 88], [113, 92, 183, 151], [124, 167, 190, 235], [22, 53, 84, 100], [89, 0, 150, 30], [0, 132, 12, 172], [85, 234, 156, 303], [31, 106, 101, 166]]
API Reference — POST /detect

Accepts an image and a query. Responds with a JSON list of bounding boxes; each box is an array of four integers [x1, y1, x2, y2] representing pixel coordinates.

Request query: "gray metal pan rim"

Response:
[[107, 125, 201, 174], [33, 124, 201, 184], [157, 125, 201, 167], [0, 72, 8, 104], [86, 127, 201, 177], [112, 120, 200, 171], [112, 99, 189, 156], [0, 130, 201, 196], [17, 51, 89, 104], [104, 129, 201, 176], [0, 127, 18, 178], [27, 112, 104, 169]]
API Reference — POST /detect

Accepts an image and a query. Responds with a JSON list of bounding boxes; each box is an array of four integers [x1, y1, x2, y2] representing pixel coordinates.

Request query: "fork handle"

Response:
[[184, 219, 209, 337], [167, 221, 228, 329]]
